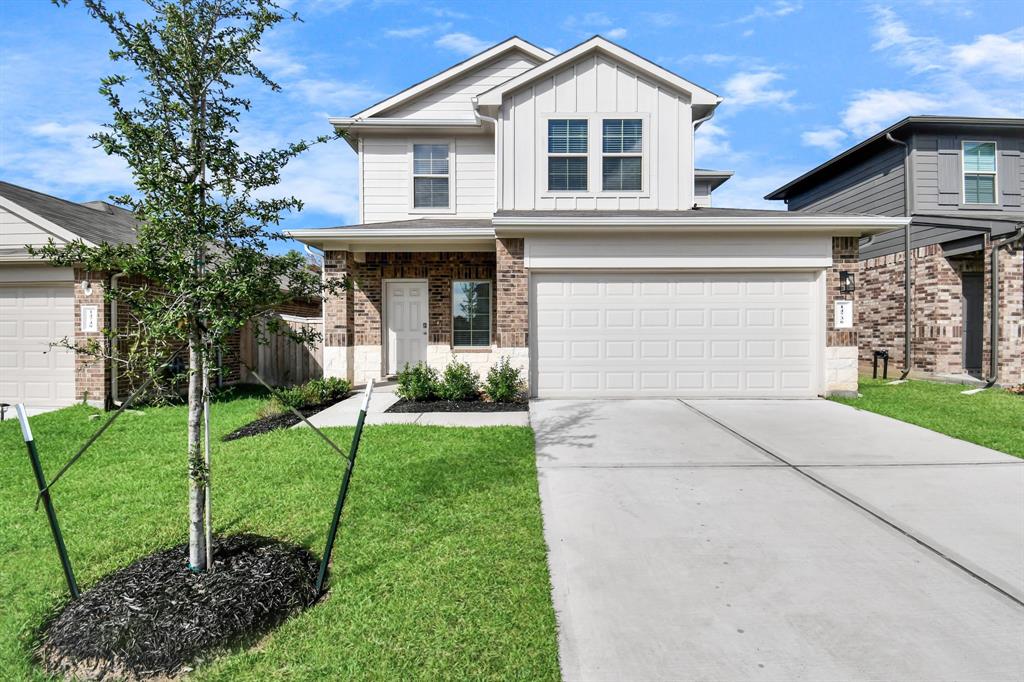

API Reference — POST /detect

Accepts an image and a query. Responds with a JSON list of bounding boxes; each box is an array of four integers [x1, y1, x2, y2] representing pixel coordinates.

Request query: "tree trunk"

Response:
[[188, 328, 208, 570]]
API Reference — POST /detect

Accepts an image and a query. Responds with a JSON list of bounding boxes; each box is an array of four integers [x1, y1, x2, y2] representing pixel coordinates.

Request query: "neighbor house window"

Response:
[[963, 141, 997, 204], [602, 119, 642, 191], [452, 280, 491, 347], [548, 119, 588, 191], [413, 143, 450, 208]]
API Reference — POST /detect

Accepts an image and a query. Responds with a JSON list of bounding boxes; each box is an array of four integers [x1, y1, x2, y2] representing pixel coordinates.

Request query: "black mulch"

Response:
[[221, 397, 346, 441], [386, 397, 528, 413], [37, 534, 320, 680]]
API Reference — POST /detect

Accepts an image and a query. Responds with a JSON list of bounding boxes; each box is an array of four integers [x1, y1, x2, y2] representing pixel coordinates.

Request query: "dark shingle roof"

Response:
[[0, 181, 137, 245]]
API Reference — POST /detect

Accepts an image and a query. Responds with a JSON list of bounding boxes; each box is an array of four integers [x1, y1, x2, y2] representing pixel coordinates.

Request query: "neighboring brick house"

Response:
[[767, 116, 1024, 385], [287, 36, 906, 398], [1, 181, 322, 412]]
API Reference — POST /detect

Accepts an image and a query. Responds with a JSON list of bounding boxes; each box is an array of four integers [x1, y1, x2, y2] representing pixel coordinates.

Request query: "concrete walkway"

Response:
[[300, 383, 530, 428], [531, 398, 1024, 682]]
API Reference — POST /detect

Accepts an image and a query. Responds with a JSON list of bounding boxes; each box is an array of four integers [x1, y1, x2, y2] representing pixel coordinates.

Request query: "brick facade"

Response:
[[823, 237, 860, 395], [496, 237, 528, 348], [73, 268, 110, 406], [858, 241, 1023, 384]]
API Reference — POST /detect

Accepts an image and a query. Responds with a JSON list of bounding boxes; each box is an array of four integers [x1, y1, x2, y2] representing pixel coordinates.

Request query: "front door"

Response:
[[386, 280, 428, 373], [962, 273, 984, 375]]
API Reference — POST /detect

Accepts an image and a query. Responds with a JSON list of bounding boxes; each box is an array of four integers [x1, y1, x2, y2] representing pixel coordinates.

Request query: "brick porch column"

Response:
[[495, 237, 530, 377], [73, 267, 109, 406], [825, 237, 859, 396], [323, 250, 355, 382]]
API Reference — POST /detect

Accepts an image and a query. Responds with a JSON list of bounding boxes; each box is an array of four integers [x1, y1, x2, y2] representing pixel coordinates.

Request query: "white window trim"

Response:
[[409, 139, 457, 214], [537, 112, 651, 200], [961, 140, 998, 206], [601, 118, 644, 192], [545, 118, 590, 193], [451, 279, 493, 349]]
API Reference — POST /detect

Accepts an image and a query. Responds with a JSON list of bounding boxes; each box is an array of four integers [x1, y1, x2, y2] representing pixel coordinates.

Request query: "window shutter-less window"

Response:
[[413, 144, 450, 208]]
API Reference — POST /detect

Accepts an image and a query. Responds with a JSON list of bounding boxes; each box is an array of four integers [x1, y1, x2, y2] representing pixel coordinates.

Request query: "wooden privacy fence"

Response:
[[240, 314, 323, 386]]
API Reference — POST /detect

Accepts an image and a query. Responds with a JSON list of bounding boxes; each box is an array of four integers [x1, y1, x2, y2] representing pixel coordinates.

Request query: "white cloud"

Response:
[[434, 32, 490, 56], [605, 28, 628, 40], [272, 143, 360, 221], [290, 79, 383, 110], [694, 121, 745, 166], [870, 6, 943, 73], [425, 7, 469, 19], [709, 168, 805, 209], [733, 1, 802, 24], [386, 26, 433, 38], [253, 45, 307, 79], [801, 128, 847, 151], [840, 89, 942, 137], [722, 69, 795, 110], [642, 12, 678, 28], [951, 32, 1024, 79]]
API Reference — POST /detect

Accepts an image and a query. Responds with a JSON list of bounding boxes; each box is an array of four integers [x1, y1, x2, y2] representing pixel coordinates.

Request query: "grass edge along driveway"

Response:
[[830, 377, 1024, 458], [0, 393, 560, 681]]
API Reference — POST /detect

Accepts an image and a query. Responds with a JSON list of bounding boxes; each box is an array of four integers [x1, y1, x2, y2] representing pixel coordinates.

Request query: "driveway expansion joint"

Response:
[[677, 399, 1024, 609]]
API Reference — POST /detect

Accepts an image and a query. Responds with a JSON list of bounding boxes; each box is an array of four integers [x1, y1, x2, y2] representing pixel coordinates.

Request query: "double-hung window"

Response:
[[602, 119, 642, 191], [452, 280, 491, 347], [413, 143, 450, 209], [548, 119, 588, 191], [963, 142, 997, 204]]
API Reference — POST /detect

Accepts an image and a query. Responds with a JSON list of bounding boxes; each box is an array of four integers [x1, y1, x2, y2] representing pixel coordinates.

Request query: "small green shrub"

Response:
[[437, 361, 480, 401], [396, 362, 439, 401], [265, 376, 352, 415], [483, 357, 525, 403]]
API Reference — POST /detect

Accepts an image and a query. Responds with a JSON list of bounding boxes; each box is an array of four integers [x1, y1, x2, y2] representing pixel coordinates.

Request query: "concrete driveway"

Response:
[[531, 399, 1024, 681]]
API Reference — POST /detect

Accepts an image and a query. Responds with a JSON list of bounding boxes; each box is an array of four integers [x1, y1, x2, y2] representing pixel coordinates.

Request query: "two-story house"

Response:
[[767, 116, 1024, 386], [287, 36, 907, 398]]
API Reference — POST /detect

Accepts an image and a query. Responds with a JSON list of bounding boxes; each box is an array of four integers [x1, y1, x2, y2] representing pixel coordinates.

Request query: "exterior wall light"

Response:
[[839, 270, 855, 294]]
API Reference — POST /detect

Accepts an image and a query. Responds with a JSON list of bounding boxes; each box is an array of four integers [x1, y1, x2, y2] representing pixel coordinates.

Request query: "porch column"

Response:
[[495, 237, 530, 375], [323, 250, 354, 382], [825, 237, 859, 396]]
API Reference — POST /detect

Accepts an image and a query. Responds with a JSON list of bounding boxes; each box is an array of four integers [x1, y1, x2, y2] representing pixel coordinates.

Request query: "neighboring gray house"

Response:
[[767, 116, 1024, 385]]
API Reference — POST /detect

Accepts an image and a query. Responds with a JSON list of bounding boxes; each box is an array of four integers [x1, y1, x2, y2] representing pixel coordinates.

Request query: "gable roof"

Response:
[[0, 181, 137, 246], [765, 115, 1024, 201], [351, 36, 552, 120], [475, 36, 721, 109]]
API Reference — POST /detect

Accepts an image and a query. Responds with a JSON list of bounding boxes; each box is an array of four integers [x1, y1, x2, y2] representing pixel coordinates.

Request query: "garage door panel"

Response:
[[0, 282, 76, 410], [533, 272, 820, 398]]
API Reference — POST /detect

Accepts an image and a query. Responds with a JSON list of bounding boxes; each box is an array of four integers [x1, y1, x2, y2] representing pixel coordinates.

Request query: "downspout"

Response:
[[692, 108, 718, 209], [471, 96, 500, 213], [109, 272, 123, 406], [983, 225, 1024, 386], [886, 132, 913, 379]]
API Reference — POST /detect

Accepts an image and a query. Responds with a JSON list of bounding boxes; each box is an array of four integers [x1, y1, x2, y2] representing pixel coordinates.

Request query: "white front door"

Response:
[[532, 271, 821, 398], [386, 280, 428, 373]]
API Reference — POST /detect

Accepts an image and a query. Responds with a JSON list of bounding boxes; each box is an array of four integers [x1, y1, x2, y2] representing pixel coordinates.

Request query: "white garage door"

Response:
[[532, 271, 821, 398], [0, 283, 76, 411]]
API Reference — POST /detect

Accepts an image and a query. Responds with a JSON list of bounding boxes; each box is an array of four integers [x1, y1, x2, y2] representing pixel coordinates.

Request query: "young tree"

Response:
[[39, 0, 341, 571]]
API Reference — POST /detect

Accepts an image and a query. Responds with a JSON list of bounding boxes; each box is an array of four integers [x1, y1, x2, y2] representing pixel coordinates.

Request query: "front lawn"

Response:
[[0, 391, 559, 680], [831, 378, 1024, 458]]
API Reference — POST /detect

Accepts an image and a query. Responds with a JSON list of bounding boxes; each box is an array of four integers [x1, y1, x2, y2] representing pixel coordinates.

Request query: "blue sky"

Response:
[[1, 0, 1022, 252]]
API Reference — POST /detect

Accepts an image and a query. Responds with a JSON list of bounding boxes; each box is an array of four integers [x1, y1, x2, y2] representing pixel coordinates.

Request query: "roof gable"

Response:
[[352, 37, 552, 119], [476, 36, 721, 108], [0, 181, 137, 246]]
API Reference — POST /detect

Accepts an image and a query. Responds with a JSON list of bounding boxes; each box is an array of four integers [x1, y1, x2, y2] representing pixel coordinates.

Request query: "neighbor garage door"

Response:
[[532, 271, 821, 398], [0, 283, 76, 411]]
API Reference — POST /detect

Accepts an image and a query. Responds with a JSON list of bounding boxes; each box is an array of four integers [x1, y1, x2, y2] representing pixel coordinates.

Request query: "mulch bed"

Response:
[[37, 534, 319, 680], [221, 396, 347, 441], [386, 397, 528, 413]]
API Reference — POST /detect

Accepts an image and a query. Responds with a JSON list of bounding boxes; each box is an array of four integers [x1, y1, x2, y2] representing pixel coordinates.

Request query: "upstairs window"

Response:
[[963, 141, 997, 204], [413, 143, 450, 209], [602, 119, 642, 191], [548, 119, 588, 191], [452, 280, 491, 347]]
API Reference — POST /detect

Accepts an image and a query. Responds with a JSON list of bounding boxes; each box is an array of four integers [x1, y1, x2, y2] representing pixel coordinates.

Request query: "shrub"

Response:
[[437, 361, 480, 401], [396, 362, 439, 401], [483, 357, 525, 403], [265, 376, 352, 415]]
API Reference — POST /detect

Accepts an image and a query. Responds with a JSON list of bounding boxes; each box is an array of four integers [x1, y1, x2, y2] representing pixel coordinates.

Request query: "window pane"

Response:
[[548, 119, 588, 154], [452, 281, 490, 347], [548, 157, 588, 191], [414, 177, 449, 208], [964, 174, 995, 204], [603, 156, 642, 191], [413, 144, 449, 175], [964, 142, 995, 173], [603, 119, 642, 153]]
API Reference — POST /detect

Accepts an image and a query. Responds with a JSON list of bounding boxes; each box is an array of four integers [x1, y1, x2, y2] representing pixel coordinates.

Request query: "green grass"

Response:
[[830, 378, 1024, 458], [0, 391, 559, 680]]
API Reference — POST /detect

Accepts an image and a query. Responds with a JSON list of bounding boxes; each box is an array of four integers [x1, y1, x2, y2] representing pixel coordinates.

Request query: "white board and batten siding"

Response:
[[499, 54, 695, 211]]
